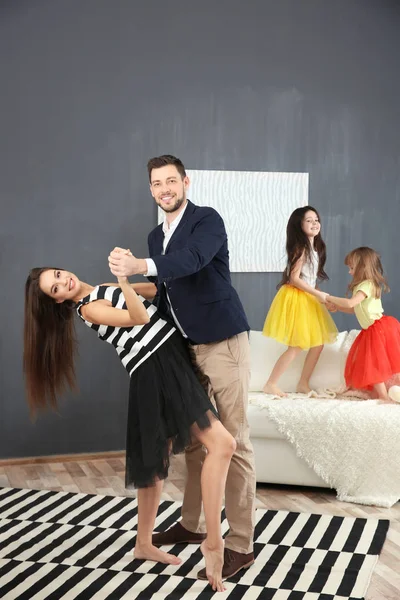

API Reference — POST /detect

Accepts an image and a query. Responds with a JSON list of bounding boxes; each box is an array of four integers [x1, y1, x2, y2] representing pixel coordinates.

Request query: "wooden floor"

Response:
[[1, 454, 399, 600]]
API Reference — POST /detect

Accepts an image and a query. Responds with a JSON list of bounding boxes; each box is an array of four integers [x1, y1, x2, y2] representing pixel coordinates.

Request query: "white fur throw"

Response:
[[249, 394, 400, 508]]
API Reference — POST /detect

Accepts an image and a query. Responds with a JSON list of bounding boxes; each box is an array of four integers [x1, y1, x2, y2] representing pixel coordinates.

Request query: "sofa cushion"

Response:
[[249, 330, 351, 393], [247, 402, 286, 439]]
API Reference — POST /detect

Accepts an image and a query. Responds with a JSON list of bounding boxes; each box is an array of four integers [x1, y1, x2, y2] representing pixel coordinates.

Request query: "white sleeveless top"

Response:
[[300, 250, 318, 287]]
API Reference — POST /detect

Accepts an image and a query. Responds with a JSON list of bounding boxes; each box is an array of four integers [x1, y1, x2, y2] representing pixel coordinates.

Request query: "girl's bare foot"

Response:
[[263, 382, 286, 397], [200, 539, 225, 592], [134, 543, 181, 565], [296, 382, 311, 394], [373, 383, 389, 402]]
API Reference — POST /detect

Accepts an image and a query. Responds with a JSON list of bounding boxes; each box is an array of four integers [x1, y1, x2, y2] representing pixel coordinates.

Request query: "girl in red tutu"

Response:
[[326, 247, 400, 400]]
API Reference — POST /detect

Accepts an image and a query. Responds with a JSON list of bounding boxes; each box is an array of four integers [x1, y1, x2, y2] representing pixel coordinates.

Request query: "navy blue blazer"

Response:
[[147, 200, 250, 344]]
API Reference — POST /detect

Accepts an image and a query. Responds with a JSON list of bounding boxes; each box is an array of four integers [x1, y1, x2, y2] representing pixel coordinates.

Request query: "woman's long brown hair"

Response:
[[24, 267, 77, 417], [279, 206, 328, 288], [344, 247, 389, 298]]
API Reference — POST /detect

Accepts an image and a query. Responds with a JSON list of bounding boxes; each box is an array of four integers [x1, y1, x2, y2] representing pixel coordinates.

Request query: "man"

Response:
[[109, 154, 256, 579]]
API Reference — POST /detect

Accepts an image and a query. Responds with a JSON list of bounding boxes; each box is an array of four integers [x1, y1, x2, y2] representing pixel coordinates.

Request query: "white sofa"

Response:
[[247, 330, 351, 489]]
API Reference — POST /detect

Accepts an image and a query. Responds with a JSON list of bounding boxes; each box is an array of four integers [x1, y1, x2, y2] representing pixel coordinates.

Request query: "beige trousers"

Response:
[[182, 332, 256, 554]]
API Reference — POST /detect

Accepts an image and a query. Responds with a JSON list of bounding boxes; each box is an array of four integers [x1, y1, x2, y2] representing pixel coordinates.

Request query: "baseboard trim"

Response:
[[0, 450, 125, 466]]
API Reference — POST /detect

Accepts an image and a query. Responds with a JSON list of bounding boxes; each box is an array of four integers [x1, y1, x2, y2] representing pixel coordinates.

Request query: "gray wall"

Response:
[[1, 0, 399, 459]]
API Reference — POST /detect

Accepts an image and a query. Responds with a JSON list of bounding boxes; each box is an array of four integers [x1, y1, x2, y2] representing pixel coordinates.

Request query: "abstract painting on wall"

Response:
[[158, 169, 309, 272]]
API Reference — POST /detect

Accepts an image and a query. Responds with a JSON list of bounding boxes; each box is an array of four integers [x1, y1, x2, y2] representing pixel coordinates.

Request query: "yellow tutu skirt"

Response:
[[263, 285, 338, 349]]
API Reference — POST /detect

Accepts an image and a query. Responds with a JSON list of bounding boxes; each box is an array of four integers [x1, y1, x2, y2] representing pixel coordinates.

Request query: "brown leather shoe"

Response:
[[152, 522, 206, 547], [197, 547, 255, 581]]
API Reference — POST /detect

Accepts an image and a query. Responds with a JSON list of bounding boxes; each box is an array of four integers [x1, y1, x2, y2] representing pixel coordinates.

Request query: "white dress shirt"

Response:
[[145, 203, 188, 337]]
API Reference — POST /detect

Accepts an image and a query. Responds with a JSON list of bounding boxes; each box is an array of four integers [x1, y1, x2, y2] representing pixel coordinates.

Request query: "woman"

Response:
[[24, 264, 236, 592]]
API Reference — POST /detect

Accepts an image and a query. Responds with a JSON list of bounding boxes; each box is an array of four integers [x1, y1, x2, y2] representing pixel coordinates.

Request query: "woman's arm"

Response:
[[289, 253, 327, 302], [80, 279, 150, 327], [100, 282, 157, 300], [327, 290, 366, 310], [118, 278, 151, 323]]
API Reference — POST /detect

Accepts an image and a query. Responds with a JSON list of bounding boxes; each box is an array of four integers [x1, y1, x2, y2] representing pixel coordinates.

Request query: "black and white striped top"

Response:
[[76, 285, 176, 375]]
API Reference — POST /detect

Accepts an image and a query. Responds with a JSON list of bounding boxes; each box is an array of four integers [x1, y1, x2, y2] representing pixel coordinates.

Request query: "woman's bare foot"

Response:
[[296, 381, 311, 394], [134, 543, 182, 565], [200, 539, 225, 592], [263, 382, 286, 397]]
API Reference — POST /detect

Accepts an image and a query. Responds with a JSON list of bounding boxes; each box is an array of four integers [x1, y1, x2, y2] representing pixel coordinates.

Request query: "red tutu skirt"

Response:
[[345, 315, 400, 390]]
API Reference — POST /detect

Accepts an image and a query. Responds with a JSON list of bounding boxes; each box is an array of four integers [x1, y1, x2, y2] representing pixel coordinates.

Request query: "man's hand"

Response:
[[108, 247, 148, 277]]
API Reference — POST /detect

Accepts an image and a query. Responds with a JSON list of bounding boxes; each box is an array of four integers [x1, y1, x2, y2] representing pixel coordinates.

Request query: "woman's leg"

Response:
[[134, 478, 182, 565], [192, 416, 236, 592], [263, 346, 302, 396], [297, 345, 324, 393]]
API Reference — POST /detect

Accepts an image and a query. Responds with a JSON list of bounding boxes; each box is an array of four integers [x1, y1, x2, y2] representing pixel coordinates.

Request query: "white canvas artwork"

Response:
[[158, 169, 309, 272]]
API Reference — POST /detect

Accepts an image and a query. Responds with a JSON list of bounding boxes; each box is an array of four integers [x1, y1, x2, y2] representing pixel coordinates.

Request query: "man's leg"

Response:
[[152, 332, 257, 560], [151, 444, 207, 543], [193, 333, 256, 554]]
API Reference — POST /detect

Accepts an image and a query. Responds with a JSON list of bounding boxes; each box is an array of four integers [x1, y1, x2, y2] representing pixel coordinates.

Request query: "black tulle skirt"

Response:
[[125, 331, 218, 488]]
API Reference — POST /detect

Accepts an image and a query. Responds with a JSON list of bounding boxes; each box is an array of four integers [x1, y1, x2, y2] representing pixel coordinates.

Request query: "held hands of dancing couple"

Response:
[[111, 247, 135, 283], [108, 246, 148, 277]]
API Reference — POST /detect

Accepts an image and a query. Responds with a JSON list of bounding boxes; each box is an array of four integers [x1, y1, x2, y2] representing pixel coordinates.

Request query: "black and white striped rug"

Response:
[[0, 487, 388, 599]]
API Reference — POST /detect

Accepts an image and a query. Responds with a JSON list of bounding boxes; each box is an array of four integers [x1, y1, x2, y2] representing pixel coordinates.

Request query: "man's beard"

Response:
[[158, 195, 185, 213]]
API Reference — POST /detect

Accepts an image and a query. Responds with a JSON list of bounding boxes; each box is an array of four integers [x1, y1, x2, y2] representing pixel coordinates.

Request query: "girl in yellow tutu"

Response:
[[263, 206, 338, 396]]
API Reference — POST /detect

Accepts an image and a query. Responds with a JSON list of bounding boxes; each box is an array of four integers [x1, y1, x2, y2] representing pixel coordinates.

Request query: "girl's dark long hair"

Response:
[[279, 206, 328, 288], [24, 267, 77, 417]]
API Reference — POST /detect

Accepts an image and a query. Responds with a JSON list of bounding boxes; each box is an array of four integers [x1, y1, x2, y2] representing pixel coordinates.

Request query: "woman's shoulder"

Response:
[[76, 284, 119, 309], [76, 285, 127, 323], [92, 284, 120, 296], [77, 285, 102, 304]]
